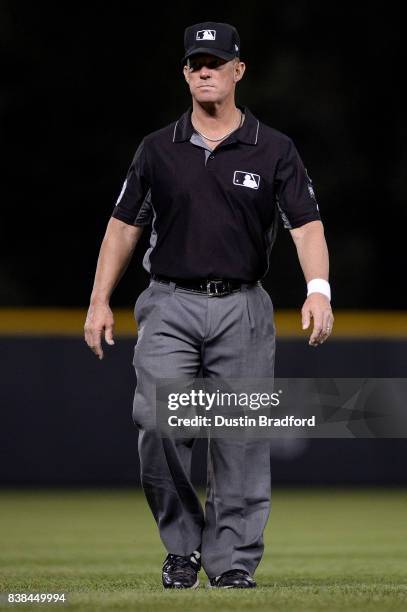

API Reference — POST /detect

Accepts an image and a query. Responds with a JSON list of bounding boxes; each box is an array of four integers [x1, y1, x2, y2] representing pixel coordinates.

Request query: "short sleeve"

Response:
[[274, 138, 322, 229], [111, 138, 152, 226]]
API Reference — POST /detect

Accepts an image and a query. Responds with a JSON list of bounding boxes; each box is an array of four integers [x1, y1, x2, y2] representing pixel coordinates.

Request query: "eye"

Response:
[[189, 58, 223, 71]]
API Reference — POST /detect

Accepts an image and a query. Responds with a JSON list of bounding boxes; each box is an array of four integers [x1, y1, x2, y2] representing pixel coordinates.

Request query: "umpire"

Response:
[[84, 21, 334, 589]]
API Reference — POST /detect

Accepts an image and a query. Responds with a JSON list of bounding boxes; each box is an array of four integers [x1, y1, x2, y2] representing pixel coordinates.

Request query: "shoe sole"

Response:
[[206, 582, 256, 589], [163, 577, 200, 589]]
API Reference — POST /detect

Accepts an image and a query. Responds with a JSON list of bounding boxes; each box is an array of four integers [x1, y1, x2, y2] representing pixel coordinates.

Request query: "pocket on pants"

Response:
[[134, 284, 153, 321], [244, 288, 255, 330], [258, 286, 274, 315], [259, 287, 276, 336], [245, 286, 275, 334]]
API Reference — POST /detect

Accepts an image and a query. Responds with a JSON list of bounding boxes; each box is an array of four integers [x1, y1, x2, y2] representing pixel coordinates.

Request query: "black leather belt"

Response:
[[151, 273, 261, 297]]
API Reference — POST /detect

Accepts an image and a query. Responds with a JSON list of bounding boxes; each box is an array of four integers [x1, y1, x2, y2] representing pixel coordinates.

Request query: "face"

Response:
[[183, 53, 245, 104]]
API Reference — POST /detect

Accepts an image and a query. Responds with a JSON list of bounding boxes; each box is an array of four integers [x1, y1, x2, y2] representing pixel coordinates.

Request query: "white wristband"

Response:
[[307, 278, 331, 301]]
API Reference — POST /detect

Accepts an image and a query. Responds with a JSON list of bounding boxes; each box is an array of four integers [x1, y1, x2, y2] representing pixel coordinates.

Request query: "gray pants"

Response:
[[132, 278, 276, 578]]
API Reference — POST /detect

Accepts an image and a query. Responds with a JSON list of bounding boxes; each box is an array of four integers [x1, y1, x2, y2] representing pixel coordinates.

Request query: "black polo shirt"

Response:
[[111, 103, 322, 281]]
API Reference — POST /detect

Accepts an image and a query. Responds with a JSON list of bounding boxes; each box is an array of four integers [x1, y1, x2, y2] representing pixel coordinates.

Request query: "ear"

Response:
[[234, 60, 246, 82]]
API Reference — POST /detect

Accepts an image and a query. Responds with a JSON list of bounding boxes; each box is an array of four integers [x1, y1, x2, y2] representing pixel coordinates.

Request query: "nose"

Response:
[[199, 67, 211, 78], [198, 64, 212, 77]]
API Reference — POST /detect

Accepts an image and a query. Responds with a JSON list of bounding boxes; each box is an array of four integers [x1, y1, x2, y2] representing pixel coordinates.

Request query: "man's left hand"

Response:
[[301, 293, 334, 346]]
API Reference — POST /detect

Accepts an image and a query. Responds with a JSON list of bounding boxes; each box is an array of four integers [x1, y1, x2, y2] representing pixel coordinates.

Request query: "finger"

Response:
[[84, 328, 99, 355], [318, 311, 334, 344], [84, 321, 92, 345], [309, 312, 324, 346], [302, 308, 311, 330], [320, 311, 334, 343], [314, 313, 328, 344], [90, 329, 104, 359], [104, 325, 115, 346]]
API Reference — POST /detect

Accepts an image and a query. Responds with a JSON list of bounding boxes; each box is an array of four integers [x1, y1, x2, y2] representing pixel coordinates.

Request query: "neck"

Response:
[[190, 99, 243, 138]]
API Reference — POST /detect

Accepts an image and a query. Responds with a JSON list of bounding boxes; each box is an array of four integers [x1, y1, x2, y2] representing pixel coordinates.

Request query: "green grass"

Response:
[[0, 488, 406, 611]]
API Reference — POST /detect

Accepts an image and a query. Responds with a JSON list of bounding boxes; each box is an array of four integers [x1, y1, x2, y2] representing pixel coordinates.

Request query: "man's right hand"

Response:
[[84, 302, 115, 360], [84, 218, 144, 359]]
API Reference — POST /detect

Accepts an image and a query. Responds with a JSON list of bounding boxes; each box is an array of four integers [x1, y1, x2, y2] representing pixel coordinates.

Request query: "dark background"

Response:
[[1, 3, 406, 486], [2, 336, 407, 486], [1, 2, 405, 308]]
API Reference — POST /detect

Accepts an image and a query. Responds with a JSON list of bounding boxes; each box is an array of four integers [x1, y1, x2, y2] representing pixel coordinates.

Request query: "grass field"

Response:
[[0, 488, 406, 611]]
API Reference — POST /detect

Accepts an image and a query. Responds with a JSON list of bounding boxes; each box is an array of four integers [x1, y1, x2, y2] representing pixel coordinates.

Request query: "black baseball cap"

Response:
[[181, 21, 240, 66]]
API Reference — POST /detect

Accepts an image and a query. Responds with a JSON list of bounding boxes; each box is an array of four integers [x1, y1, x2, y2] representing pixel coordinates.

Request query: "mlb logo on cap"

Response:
[[181, 21, 240, 65], [196, 30, 216, 41]]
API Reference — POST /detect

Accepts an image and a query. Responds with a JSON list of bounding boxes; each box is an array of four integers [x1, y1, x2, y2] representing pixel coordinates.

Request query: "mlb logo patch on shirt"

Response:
[[233, 171, 260, 190]]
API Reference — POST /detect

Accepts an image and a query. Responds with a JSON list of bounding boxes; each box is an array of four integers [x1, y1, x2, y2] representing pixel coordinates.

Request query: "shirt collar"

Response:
[[172, 104, 260, 146]]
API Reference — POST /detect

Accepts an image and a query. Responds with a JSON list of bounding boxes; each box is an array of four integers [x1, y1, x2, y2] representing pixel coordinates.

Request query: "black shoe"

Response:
[[162, 550, 201, 589], [208, 569, 256, 588]]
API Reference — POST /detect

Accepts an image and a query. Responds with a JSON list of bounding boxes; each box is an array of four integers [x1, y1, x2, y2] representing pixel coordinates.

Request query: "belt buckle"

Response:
[[206, 279, 230, 297]]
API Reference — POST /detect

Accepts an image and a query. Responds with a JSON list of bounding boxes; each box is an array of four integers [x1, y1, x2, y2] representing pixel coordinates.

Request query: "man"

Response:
[[84, 21, 334, 589]]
